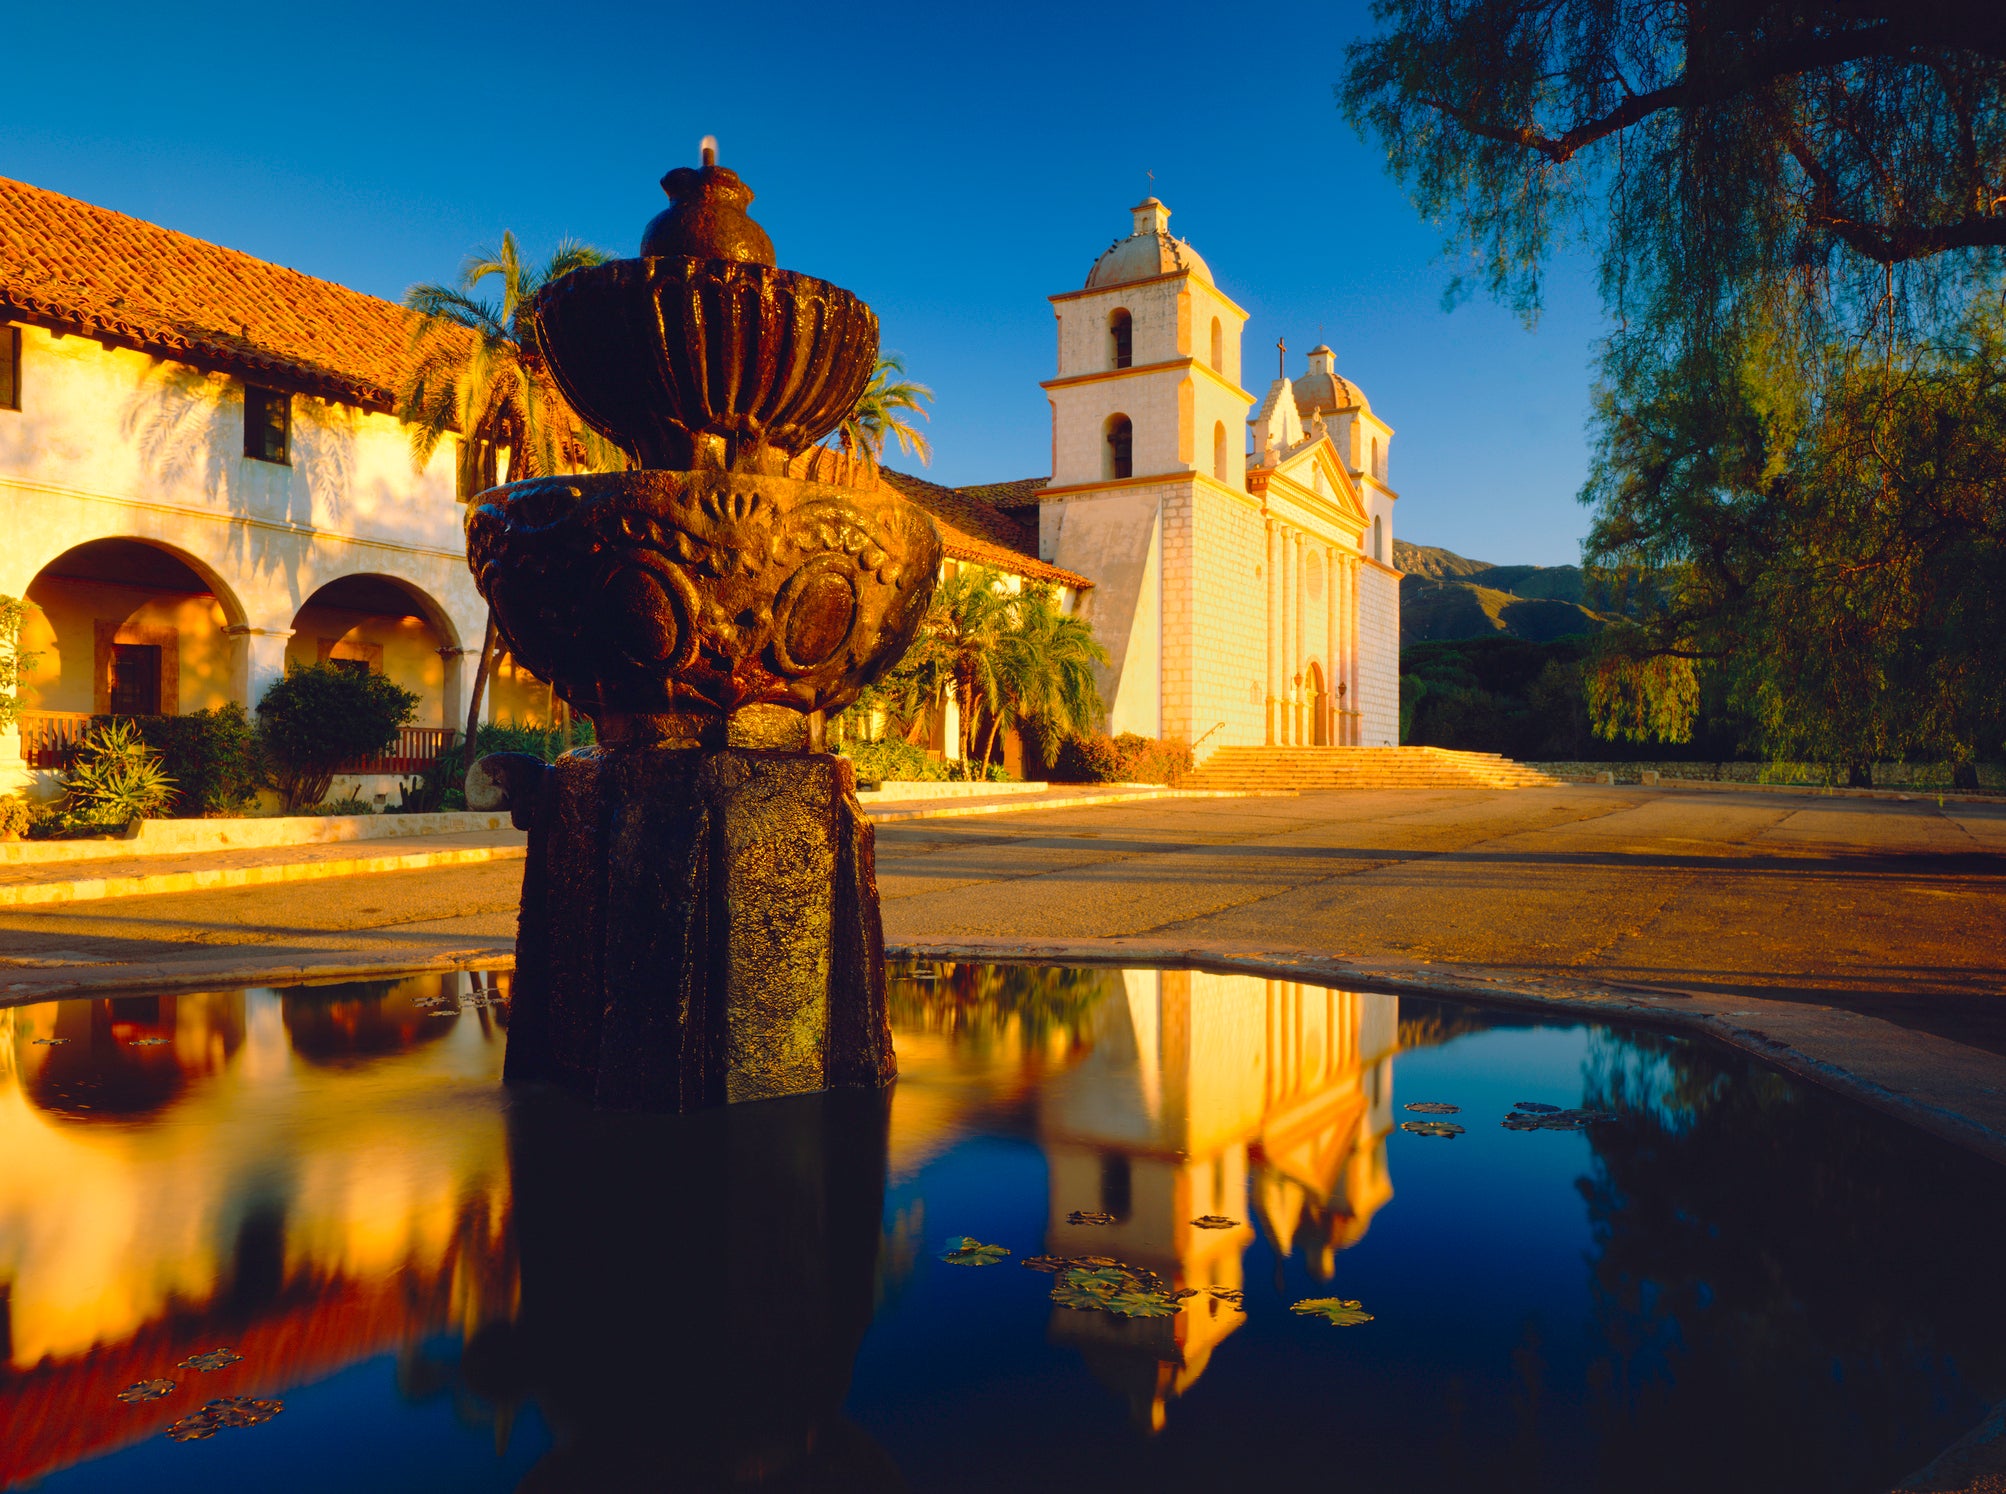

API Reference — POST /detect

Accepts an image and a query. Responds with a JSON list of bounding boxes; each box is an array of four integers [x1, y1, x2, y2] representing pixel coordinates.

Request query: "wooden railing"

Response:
[[18, 714, 458, 776], [18, 711, 91, 769], [337, 726, 460, 775]]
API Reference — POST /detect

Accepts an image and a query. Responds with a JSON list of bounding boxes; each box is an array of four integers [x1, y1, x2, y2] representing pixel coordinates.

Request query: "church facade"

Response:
[[1027, 198, 1401, 753]]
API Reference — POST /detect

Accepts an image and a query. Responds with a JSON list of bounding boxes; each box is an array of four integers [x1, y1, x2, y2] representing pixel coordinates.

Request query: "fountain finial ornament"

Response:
[[463, 150, 940, 1111]]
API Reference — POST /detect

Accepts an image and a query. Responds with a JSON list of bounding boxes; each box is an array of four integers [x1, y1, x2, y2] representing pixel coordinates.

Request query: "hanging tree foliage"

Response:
[[1341, 0, 2006, 766]]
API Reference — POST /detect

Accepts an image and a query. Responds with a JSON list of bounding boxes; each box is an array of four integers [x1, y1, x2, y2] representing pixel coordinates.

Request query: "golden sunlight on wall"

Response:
[[19, 576, 232, 715], [488, 649, 559, 727], [286, 606, 446, 724]]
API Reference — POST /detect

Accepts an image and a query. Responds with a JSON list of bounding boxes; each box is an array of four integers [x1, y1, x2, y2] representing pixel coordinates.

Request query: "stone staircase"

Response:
[[1181, 745, 1565, 793]]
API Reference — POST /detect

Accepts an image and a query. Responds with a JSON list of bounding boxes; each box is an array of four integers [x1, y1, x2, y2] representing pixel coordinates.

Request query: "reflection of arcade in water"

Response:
[[0, 975, 517, 1488], [1037, 970, 1398, 1430]]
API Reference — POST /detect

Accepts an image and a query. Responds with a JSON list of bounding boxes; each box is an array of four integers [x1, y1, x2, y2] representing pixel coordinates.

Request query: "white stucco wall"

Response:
[[0, 327, 487, 790], [1355, 561, 1401, 747]]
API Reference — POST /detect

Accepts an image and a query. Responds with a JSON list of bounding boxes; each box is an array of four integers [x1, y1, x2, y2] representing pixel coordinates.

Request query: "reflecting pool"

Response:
[[1, 966, 2002, 1492]]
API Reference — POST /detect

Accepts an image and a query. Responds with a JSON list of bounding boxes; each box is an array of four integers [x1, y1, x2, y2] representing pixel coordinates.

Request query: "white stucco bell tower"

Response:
[[1036, 200, 1254, 739]]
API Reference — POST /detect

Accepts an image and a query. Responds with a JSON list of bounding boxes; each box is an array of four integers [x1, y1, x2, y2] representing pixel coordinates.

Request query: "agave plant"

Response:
[[58, 719, 175, 830]]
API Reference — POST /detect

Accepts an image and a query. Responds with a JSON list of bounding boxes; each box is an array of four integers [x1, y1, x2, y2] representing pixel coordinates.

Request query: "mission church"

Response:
[[0, 177, 1396, 796], [1023, 195, 1399, 751]]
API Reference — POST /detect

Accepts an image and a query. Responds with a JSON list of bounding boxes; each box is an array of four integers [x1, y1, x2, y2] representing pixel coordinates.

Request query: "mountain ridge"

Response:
[[1394, 540, 1612, 646]]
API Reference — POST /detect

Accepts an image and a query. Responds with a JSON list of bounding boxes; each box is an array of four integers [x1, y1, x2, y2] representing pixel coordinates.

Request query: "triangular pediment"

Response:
[[1267, 434, 1368, 530]]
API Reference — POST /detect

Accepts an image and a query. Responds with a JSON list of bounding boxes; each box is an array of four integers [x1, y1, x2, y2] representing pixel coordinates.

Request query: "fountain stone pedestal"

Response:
[[462, 151, 938, 1112]]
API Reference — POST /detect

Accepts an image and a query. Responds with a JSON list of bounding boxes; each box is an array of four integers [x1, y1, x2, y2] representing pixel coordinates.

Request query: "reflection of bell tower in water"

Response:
[[1038, 972, 1399, 1430]]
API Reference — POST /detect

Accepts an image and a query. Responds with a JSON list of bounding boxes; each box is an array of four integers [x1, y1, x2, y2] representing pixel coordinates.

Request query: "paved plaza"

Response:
[[4, 782, 2004, 1163]]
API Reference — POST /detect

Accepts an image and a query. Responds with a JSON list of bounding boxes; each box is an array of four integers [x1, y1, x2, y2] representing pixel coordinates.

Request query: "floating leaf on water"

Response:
[[31, 1037, 68, 1046], [938, 1236, 1011, 1266], [1049, 1262, 1184, 1318], [206, 1396, 283, 1428], [165, 1397, 283, 1442], [427, 1011, 459, 1019], [1208, 1287, 1246, 1309], [116, 1379, 176, 1404], [1190, 1215, 1239, 1230], [1102, 1288, 1183, 1318], [177, 1349, 243, 1372], [1401, 1120, 1466, 1137], [1066, 1210, 1115, 1226], [1291, 1297, 1374, 1327], [1503, 1106, 1621, 1132], [128, 1037, 168, 1047], [1512, 1101, 1562, 1113], [1403, 1102, 1461, 1114], [1021, 1254, 1071, 1274]]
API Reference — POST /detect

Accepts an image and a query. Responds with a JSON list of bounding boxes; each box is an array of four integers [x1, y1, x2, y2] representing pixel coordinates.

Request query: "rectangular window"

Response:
[[0, 324, 19, 411], [109, 643, 163, 716], [244, 385, 291, 464]]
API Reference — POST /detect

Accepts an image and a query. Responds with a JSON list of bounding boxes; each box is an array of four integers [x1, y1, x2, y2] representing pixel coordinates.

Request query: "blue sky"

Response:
[[5, 0, 1607, 565]]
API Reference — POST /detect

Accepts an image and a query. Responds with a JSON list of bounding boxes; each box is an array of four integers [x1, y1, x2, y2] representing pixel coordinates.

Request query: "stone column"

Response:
[[1293, 531, 1307, 746], [1264, 519, 1278, 744], [0, 719, 29, 800], [502, 742, 895, 1111], [439, 646, 472, 732], [1325, 543, 1338, 747], [227, 626, 294, 715], [1348, 556, 1362, 745]]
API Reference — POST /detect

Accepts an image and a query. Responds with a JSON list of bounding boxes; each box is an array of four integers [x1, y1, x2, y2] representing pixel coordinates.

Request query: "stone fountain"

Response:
[[463, 145, 940, 1112]]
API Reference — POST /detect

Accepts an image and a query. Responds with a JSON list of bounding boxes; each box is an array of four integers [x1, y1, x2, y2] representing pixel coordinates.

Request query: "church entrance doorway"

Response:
[[1308, 663, 1330, 746]]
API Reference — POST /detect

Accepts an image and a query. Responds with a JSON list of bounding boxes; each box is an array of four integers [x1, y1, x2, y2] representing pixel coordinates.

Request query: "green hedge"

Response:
[[103, 705, 264, 816], [1052, 733, 1192, 785]]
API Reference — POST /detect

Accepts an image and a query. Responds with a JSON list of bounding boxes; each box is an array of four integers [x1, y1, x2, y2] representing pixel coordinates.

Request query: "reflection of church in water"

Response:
[[1038, 972, 1398, 1430]]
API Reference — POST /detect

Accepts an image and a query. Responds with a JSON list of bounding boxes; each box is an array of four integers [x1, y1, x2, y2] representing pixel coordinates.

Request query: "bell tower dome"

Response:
[[1043, 199, 1251, 491]]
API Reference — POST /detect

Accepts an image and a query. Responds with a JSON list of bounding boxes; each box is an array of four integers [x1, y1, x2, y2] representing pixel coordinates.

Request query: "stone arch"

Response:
[[18, 537, 252, 729], [20, 533, 248, 630], [1210, 316, 1223, 372], [1213, 421, 1228, 481], [288, 570, 465, 730]]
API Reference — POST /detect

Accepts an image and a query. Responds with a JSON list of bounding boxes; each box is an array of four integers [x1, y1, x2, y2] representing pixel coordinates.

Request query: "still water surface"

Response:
[[1, 966, 2002, 1492]]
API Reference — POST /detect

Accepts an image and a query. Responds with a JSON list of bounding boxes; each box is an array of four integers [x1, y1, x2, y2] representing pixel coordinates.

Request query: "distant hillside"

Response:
[[1394, 541, 1611, 646]]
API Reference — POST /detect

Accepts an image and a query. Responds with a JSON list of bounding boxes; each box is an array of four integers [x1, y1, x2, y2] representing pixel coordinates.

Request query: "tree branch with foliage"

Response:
[[1343, 0, 2006, 768]]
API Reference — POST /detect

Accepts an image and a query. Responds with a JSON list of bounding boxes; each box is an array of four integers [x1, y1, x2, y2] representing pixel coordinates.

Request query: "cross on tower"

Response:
[[1277, 336, 1287, 379]]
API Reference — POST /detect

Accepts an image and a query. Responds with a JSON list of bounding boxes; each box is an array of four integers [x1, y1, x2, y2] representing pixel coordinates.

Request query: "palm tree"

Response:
[[396, 232, 624, 777], [982, 587, 1107, 771], [920, 567, 1010, 774], [836, 354, 933, 467]]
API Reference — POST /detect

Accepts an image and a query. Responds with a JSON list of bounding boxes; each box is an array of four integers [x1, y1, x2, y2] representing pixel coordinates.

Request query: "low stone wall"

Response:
[[856, 781, 1052, 803], [0, 810, 515, 864], [1529, 760, 2006, 791]]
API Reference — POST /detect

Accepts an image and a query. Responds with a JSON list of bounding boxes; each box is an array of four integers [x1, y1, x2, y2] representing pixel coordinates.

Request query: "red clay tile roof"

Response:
[[0, 175, 414, 410], [786, 449, 1084, 587], [878, 468, 1089, 589]]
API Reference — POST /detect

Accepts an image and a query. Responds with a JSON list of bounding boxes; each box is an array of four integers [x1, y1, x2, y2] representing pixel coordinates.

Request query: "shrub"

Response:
[[0, 796, 32, 840], [55, 719, 175, 832], [390, 719, 595, 813], [317, 796, 376, 816], [1052, 732, 1192, 785], [258, 663, 418, 811], [841, 737, 952, 785], [108, 705, 264, 816]]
